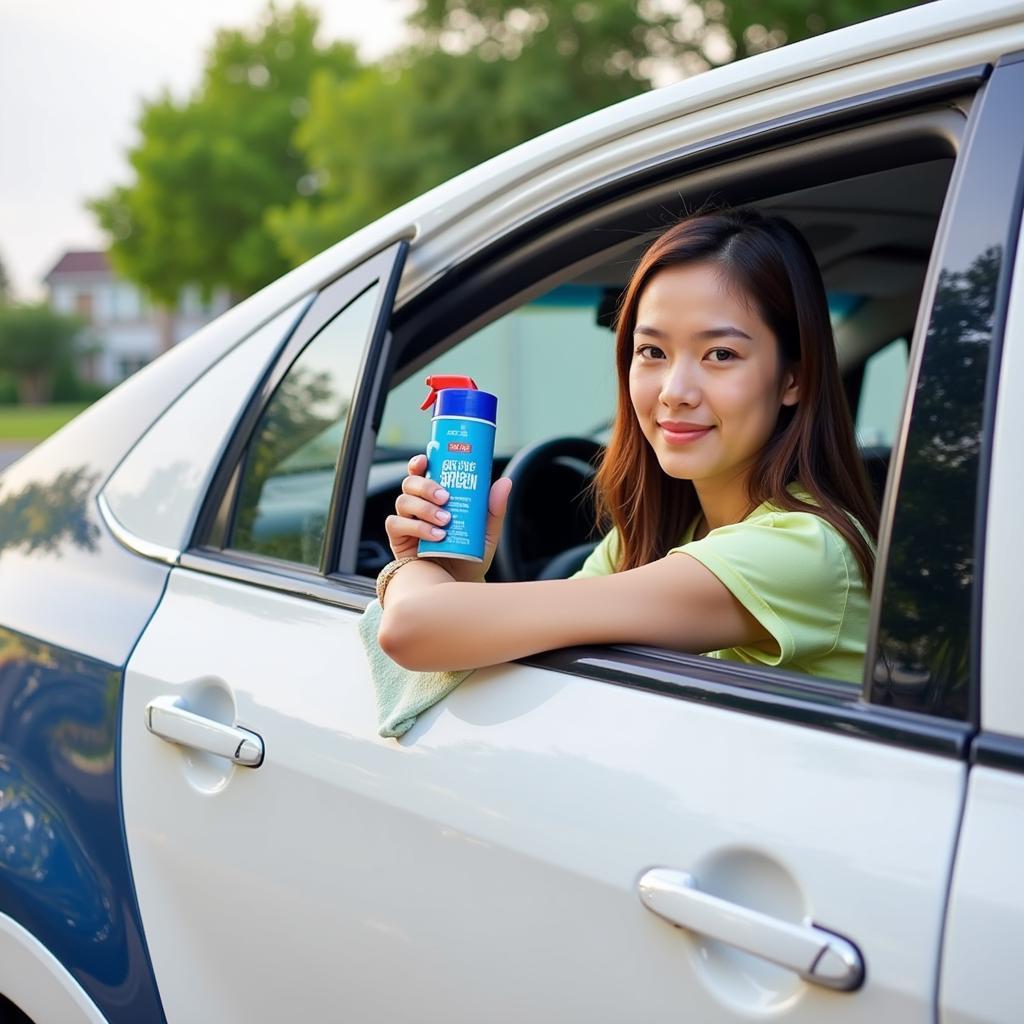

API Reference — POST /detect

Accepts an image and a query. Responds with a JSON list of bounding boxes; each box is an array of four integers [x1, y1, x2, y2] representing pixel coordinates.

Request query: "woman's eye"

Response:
[[635, 344, 665, 359], [708, 348, 735, 362]]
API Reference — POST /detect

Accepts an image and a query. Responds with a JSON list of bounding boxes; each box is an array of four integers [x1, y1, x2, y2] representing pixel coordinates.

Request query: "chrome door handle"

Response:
[[637, 868, 864, 991], [145, 696, 264, 767]]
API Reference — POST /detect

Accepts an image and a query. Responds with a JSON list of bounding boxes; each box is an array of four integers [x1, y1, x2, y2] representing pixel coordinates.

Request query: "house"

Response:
[[43, 250, 232, 385]]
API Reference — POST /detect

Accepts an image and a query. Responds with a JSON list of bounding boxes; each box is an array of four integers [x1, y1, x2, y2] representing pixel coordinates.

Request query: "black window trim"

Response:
[[477, 64, 986, 268], [174, 543, 975, 759], [865, 51, 1024, 726], [190, 240, 408, 565], [971, 731, 1024, 774], [179, 62, 1000, 760]]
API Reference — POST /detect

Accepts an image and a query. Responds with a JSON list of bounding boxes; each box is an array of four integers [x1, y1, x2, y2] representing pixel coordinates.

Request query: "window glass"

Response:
[[856, 337, 909, 448], [378, 285, 617, 457], [102, 298, 308, 555], [230, 283, 380, 566]]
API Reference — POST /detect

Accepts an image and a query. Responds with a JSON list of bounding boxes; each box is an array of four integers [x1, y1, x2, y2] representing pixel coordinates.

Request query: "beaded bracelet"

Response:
[[375, 556, 419, 606]]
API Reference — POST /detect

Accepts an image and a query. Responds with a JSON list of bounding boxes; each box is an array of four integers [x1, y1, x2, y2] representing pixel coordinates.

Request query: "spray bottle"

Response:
[[417, 375, 498, 563]]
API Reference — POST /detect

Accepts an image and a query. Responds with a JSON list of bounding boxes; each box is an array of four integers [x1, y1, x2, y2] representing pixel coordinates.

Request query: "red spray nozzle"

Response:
[[420, 374, 478, 410]]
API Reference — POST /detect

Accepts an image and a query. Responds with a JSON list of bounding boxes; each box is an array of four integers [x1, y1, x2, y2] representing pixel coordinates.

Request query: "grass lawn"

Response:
[[0, 403, 91, 442]]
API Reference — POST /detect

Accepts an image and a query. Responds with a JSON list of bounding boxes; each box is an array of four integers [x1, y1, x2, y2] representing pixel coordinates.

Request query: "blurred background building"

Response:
[[43, 250, 230, 385]]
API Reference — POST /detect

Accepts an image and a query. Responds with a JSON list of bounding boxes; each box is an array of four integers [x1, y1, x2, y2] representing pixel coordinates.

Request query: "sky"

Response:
[[0, 0, 414, 300]]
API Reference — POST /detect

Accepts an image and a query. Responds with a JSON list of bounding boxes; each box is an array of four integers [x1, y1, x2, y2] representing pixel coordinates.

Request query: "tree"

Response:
[[95, 0, 930, 293], [269, 0, 927, 263], [90, 4, 360, 307], [0, 304, 83, 404], [0, 251, 11, 304], [268, 1, 669, 261]]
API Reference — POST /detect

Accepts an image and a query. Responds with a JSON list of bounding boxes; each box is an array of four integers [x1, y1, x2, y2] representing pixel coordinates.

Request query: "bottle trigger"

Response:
[[420, 374, 478, 410]]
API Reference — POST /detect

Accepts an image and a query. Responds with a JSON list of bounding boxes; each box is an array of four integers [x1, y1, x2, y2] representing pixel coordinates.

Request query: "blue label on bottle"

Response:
[[418, 416, 496, 562]]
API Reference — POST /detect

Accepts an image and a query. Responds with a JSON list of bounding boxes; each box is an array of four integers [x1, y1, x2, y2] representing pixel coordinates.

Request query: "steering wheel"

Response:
[[494, 436, 604, 582]]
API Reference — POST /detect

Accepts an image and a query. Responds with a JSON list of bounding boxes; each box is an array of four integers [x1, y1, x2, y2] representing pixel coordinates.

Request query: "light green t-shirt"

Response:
[[572, 490, 873, 685]]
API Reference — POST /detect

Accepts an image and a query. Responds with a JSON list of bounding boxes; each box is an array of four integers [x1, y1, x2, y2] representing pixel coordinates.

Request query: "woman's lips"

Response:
[[659, 423, 713, 444]]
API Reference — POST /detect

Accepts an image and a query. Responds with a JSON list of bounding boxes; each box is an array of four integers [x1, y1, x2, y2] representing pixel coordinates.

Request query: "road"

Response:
[[0, 444, 32, 472]]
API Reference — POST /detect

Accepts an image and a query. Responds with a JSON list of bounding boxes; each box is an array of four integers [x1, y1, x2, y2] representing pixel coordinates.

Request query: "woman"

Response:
[[377, 208, 879, 684]]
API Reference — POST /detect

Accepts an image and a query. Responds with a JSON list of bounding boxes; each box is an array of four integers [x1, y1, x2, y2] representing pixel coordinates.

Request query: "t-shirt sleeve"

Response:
[[570, 529, 621, 579], [670, 510, 854, 667]]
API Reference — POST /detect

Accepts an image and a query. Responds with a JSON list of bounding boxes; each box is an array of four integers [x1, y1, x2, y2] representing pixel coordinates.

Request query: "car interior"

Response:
[[223, 101, 966, 591], [355, 143, 957, 583]]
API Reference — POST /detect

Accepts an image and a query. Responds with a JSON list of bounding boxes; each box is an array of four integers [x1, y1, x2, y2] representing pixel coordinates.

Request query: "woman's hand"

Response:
[[385, 454, 512, 583]]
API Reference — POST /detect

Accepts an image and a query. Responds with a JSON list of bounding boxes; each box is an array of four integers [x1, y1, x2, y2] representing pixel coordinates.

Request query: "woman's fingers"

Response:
[[480, 477, 513, 571], [488, 476, 513, 518], [395, 492, 451, 526], [386, 459, 509, 568], [385, 513, 446, 545], [385, 455, 442, 558], [401, 473, 450, 505]]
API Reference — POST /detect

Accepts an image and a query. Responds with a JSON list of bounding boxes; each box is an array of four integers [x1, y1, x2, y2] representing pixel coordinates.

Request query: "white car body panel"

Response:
[[981, 201, 1024, 738], [122, 569, 964, 1022], [0, 912, 107, 1024], [104, 5, 1024, 1022], [940, 768, 1024, 1024]]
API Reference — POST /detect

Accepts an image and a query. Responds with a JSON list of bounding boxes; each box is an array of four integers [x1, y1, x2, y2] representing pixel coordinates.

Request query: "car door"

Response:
[[938, 52, 1024, 1024], [119, 66, 1017, 1024]]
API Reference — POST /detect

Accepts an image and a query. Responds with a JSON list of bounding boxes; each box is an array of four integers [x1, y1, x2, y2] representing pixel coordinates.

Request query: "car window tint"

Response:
[[378, 284, 617, 456], [230, 284, 380, 566], [101, 299, 310, 555], [856, 337, 909, 448]]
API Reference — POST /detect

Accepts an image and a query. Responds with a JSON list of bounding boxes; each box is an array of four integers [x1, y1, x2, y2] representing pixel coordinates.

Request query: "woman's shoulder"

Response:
[[753, 484, 875, 552], [675, 486, 869, 586]]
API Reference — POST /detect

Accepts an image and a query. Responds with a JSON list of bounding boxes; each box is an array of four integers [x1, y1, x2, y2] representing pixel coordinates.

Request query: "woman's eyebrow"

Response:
[[633, 324, 752, 341], [693, 326, 752, 341]]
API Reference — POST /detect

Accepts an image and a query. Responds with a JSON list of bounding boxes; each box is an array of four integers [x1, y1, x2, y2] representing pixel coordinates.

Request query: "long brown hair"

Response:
[[594, 207, 879, 586]]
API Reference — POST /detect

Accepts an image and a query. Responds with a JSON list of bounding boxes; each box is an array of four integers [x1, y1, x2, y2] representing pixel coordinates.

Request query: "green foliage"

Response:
[[269, 1, 666, 260], [270, 0, 927, 262], [0, 252, 10, 304], [0, 304, 83, 404], [410, 0, 927, 66], [95, 0, 930, 292], [711, 0, 927, 60], [90, 4, 360, 305]]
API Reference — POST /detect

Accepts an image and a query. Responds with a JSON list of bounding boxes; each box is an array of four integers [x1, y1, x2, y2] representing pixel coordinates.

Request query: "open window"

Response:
[[352, 98, 967, 688]]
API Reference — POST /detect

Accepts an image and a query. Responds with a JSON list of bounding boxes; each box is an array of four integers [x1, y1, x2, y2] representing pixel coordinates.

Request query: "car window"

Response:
[[378, 285, 617, 457], [101, 298, 310, 555], [856, 337, 909, 448], [229, 284, 380, 566]]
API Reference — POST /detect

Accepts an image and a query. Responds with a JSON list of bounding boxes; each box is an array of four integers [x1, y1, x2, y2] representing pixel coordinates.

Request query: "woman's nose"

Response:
[[659, 362, 701, 407]]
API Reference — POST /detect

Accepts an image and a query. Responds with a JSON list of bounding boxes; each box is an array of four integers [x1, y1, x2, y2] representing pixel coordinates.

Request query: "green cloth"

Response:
[[573, 487, 873, 685], [357, 599, 471, 738]]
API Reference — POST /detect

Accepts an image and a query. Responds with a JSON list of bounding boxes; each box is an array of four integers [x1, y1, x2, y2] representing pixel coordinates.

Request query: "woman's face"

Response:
[[628, 261, 799, 488]]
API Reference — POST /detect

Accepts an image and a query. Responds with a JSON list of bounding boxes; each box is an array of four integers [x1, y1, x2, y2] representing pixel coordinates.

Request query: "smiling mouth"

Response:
[[659, 424, 713, 444]]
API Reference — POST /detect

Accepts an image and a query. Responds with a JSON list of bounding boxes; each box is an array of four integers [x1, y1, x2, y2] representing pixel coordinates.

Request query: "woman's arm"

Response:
[[378, 551, 772, 672]]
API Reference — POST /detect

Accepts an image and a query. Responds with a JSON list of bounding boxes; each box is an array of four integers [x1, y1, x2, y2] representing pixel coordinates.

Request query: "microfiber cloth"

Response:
[[357, 599, 472, 738]]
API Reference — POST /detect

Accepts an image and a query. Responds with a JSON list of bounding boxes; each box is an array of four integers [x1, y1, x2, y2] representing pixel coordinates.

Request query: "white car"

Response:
[[1, 2, 1023, 1021]]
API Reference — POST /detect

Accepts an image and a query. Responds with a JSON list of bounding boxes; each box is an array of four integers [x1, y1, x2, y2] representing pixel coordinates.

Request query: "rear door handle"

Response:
[[145, 696, 264, 767], [638, 868, 864, 991]]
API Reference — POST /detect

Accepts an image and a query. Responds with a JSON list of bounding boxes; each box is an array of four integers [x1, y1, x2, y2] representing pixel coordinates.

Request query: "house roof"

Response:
[[44, 250, 111, 281]]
